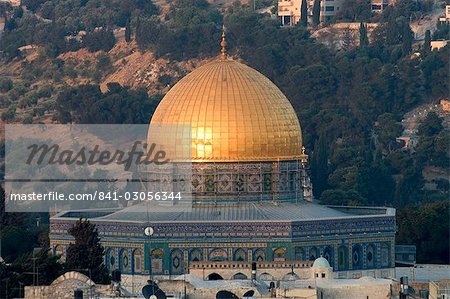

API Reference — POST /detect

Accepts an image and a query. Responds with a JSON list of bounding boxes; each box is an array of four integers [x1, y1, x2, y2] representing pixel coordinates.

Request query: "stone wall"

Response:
[[316, 277, 392, 299]]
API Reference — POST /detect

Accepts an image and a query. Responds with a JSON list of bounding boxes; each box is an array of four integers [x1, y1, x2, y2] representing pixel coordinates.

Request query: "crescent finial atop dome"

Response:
[[220, 25, 227, 60]]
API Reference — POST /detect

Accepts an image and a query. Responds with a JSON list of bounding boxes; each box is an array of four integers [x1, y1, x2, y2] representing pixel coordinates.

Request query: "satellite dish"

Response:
[[216, 290, 239, 299], [142, 282, 166, 299], [144, 226, 154, 236], [243, 290, 255, 297]]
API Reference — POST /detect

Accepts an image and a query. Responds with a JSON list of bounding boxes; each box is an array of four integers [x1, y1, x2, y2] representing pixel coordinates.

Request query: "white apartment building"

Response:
[[278, 0, 302, 26], [439, 5, 450, 23], [278, 0, 344, 25]]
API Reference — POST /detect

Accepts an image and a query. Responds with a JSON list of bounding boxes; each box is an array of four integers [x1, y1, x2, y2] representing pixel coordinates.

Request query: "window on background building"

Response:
[[325, 6, 335, 11]]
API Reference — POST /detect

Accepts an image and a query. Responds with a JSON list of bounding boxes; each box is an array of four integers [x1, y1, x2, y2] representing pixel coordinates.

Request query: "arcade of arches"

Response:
[[52, 242, 392, 276]]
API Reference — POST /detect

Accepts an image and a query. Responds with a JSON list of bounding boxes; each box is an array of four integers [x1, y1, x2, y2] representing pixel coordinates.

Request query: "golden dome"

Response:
[[149, 58, 304, 162]]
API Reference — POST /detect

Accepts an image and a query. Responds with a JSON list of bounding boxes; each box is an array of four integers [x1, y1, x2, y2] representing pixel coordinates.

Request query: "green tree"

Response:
[[312, 0, 321, 25], [397, 201, 450, 264], [374, 113, 402, 151], [82, 29, 116, 52], [125, 17, 131, 43], [311, 133, 329, 198], [300, 0, 308, 27], [417, 112, 443, 137], [0, 77, 13, 93], [422, 29, 431, 56], [65, 218, 110, 284], [359, 22, 369, 48], [401, 22, 413, 56]]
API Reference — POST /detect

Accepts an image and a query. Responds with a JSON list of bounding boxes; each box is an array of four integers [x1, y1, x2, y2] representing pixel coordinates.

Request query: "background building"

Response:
[[278, 0, 346, 25], [278, 0, 302, 26]]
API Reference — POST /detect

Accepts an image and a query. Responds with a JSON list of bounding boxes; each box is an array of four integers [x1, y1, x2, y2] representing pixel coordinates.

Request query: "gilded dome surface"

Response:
[[149, 58, 304, 162]]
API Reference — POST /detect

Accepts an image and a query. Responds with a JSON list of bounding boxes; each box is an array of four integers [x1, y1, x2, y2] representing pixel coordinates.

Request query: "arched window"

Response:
[[106, 248, 117, 271], [309, 247, 318, 261], [234, 248, 246, 262], [209, 248, 228, 261], [133, 249, 142, 274], [381, 243, 390, 267], [352, 244, 363, 270], [119, 249, 131, 273], [366, 244, 376, 268], [338, 246, 348, 271], [294, 247, 305, 260], [259, 272, 274, 281], [170, 250, 183, 275], [232, 272, 248, 280], [323, 246, 333, 267], [190, 249, 202, 262], [263, 173, 272, 191], [254, 249, 265, 261], [150, 249, 164, 274], [273, 248, 286, 262], [208, 273, 224, 280]]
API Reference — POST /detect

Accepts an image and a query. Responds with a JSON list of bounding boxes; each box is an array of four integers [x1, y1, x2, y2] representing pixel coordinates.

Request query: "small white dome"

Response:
[[312, 256, 331, 268]]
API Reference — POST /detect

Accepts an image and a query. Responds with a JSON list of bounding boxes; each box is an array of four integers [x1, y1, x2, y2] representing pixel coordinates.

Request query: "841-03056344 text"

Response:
[[9, 191, 183, 201]]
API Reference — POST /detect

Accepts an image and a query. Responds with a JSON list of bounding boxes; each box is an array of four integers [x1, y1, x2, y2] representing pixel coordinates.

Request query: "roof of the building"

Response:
[[149, 57, 306, 163], [312, 257, 331, 268], [53, 202, 394, 224], [316, 276, 393, 287]]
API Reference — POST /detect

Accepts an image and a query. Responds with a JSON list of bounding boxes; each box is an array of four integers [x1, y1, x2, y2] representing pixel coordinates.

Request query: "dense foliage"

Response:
[[0, 0, 158, 58], [66, 218, 110, 283], [55, 83, 162, 124], [0, 186, 64, 298], [135, 0, 222, 60]]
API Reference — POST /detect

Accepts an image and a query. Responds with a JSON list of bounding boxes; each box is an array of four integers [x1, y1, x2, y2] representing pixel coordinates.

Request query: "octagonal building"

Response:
[[50, 41, 396, 287]]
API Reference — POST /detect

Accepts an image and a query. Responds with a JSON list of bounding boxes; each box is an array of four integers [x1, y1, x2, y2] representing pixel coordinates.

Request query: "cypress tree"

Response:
[[311, 133, 329, 198], [359, 22, 369, 48], [125, 18, 131, 43], [401, 22, 413, 56], [423, 29, 431, 55], [312, 0, 321, 25], [301, 0, 308, 27]]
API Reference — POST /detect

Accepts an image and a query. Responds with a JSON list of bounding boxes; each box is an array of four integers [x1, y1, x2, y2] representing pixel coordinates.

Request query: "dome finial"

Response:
[[220, 25, 227, 60]]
